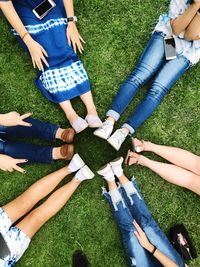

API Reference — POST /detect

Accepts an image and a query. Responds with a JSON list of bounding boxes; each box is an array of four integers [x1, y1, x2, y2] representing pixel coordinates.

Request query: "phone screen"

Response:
[[0, 233, 10, 260], [34, 0, 53, 17], [165, 38, 176, 59]]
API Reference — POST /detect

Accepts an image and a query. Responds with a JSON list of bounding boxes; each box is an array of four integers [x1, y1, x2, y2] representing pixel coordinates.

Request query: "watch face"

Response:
[[68, 16, 77, 22]]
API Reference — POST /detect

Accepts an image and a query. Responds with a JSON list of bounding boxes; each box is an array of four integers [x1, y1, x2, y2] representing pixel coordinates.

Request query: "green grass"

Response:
[[0, 0, 200, 266]]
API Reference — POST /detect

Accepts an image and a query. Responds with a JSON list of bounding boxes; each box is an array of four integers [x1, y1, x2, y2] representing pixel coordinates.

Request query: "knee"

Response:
[[148, 82, 169, 102], [29, 208, 47, 225], [16, 194, 35, 214]]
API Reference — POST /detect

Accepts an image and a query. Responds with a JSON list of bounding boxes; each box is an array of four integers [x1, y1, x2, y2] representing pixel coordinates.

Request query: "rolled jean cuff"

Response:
[[106, 110, 120, 121], [52, 125, 60, 142], [122, 123, 135, 135]]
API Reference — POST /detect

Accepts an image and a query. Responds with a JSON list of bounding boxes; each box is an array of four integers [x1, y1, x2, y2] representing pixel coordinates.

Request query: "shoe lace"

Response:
[[115, 130, 126, 141]]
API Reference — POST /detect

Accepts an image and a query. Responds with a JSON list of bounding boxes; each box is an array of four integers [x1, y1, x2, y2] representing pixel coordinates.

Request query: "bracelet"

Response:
[[151, 245, 157, 255], [21, 32, 30, 41]]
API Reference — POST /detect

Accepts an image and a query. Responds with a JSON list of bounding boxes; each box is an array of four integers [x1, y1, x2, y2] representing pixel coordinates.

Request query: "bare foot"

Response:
[[132, 138, 145, 153], [125, 150, 140, 166]]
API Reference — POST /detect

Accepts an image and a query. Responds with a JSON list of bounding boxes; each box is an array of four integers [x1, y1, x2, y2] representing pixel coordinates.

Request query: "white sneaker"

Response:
[[93, 120, 114, 140], [110, 157, 124, 178], [68, 154, 85, 172], [97, 164, 115, 182], [107, 129, 128, 151], [75, 165, 95, 182]]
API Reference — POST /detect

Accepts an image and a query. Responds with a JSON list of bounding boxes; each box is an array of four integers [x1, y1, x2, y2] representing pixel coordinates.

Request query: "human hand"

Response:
[[0, 154, 27, 173], [0, 112, 32, 127], [24, 35, 49, 71], [133, 220, 154, 252], [67, 22, 85, 53]]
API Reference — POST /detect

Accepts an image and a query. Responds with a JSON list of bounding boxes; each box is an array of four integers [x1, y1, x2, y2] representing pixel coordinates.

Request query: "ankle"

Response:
[[139, 155, 149, 166], [52, 147, 60, 160], [66, 113, 79, 123], [121, 127, 130, 135], [55, 128, 65, 140], [106, 117, 115, 125], [143, 141, 153, 151]]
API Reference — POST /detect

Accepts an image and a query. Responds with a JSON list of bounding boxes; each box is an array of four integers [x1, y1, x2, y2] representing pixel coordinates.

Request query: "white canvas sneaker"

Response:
[[97, 163, 115, 182], [75, 165, 95, 182], [110, 157, 124, 178], [68, 154, 85, 172], [107, 129, 128, 151], [93, 120, 114, 140]]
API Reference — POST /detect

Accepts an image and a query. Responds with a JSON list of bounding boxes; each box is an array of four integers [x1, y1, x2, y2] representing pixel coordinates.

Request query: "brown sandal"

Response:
[[61, 128, 75, 143], [60, 144, 75, 160]]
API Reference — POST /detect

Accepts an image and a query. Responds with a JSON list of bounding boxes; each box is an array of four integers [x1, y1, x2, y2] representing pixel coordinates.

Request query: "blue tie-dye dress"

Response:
[[10, 0, 90, 103]]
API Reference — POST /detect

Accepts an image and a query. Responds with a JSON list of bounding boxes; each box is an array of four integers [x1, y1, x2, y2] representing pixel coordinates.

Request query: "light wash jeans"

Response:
[[107, 31, 191, 134], [103, 177, 184, 267]]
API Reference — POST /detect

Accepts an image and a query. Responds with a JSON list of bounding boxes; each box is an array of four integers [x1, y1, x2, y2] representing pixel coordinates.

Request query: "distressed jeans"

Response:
[[107, 31, 191, 134], [103, 177, 184, 267], [0, 118, 59, 163]]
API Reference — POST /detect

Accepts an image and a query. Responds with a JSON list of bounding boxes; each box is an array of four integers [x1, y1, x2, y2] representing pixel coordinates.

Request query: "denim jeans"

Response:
[[0, 118, 59, 163], [103, 177, 184, 267], [106, 31, 191, 134]]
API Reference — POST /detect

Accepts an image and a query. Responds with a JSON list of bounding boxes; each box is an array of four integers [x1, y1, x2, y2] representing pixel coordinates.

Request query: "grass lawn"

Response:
[[0, 0, 200, 266]]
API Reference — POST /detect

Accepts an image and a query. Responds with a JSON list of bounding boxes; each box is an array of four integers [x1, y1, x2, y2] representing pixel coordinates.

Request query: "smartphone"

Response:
[[164, 37, 177, 60], [33, 0, 56, 20], [0, 233, 10, 260]]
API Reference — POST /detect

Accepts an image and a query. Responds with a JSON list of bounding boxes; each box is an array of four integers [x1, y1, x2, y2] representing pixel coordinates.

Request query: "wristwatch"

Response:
[[67, 16, 77, 23]]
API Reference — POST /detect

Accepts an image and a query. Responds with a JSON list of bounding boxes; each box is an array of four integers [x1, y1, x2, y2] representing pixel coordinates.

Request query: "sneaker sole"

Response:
[[82, 165, 95, 179], [107, 138, 120, 151], [97, 163, 110, 174], [93, 131, 109, 140], [73, 154, 85, 169], [110, 157, 123, 166]]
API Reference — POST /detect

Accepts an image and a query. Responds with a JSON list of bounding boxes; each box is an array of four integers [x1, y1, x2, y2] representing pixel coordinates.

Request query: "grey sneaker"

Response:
[[107, 129, 128, 151], [93, 120, 114, 140]]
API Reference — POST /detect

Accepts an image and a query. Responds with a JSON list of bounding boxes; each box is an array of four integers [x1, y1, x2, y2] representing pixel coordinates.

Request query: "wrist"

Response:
[[23, 34, 33, 46], [146, 243, 154, 253]]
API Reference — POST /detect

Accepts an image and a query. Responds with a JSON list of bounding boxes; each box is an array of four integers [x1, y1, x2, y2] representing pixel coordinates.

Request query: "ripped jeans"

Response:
[[103, 177, 184, 267], [106, 31, 191, 134]]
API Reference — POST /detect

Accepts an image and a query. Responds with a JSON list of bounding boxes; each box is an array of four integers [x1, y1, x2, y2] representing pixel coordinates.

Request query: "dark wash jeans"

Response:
[[107, 31, 191, 134], [103, 178, 184, 267], [0, 118, 59, 163]]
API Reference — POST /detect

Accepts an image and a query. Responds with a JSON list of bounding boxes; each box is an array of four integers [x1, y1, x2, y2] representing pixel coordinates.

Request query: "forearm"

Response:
[[0, 1, 27, 39], [147, 246, 178, 267], [171, 2, 200, 36], [63, 0, 75, 17]]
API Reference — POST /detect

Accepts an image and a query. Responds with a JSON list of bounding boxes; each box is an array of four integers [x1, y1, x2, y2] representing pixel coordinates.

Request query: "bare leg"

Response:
[[117, 174, 130, 185], [144, 141, 200, 175], [3, 166, 71, 223], [107, 180, 118, 191], [80, 91, 98, 115], [138, 154, 200, 195], [60, 100, 79, 124], [16, 177, 81, 238]]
